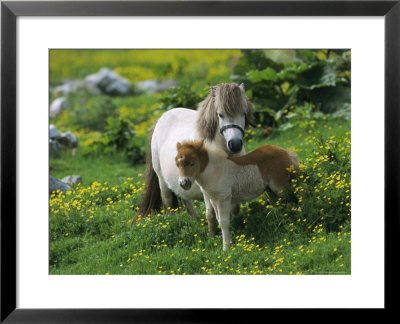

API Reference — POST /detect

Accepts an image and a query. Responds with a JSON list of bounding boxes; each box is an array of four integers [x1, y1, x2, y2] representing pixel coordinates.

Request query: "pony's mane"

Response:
[[196, 83, 254, 141]]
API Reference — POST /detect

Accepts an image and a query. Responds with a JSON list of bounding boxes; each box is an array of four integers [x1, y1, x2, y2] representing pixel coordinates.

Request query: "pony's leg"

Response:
[[158, 177, 174, 208], [182, 199, 200, 220], [215, 198, 232, 251], [265, 186, 279, 204], [230, 203, 240, 219], [204, 195, 216, 236]]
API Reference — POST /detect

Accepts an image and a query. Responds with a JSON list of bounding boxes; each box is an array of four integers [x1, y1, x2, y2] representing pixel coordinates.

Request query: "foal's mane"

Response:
[[196, 83, 254, 141]]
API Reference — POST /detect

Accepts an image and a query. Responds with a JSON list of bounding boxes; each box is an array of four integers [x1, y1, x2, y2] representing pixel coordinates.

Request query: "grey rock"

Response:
[[135, 79, 178, 94], [105, 79, 131, 96], [85, 68, 131, 96], [61, 175, 82, 185], [58, 131, 78, 148], [84, 81, 102, 95], [49, 176, 72, 194], [49, 125, 78, 157], [52, 68, 131, 97], [49, 139, 61, 158], [50, 97, 68, 117], [54, 80, 85, 96], [49, 124, 60, 139], [135, 80, 158, 93]]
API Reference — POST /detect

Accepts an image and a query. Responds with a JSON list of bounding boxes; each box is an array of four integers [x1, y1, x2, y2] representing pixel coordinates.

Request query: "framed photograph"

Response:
[[1, 0, 398, 321]]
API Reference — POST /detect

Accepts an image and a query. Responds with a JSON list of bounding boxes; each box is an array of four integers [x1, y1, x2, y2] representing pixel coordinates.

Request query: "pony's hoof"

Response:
[[222, 242, 230, 251]]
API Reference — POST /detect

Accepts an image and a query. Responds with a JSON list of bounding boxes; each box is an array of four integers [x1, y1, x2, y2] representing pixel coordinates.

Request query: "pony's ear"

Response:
[[239, 83, 245, 92], [176, 142, 182, 150], [211, 86, 216, 97]]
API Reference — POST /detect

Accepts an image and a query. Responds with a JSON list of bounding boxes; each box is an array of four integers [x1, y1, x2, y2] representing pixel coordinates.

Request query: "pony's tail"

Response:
[[137, 127, 163, 219], [138, 150, 162, 219]]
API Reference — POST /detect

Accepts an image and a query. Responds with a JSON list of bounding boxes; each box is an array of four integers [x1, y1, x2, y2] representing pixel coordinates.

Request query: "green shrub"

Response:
[[231, 49, 351, 126], [232, 132, 351, 244], [81, 117, 146, 164], [157, 85, 204, 111]]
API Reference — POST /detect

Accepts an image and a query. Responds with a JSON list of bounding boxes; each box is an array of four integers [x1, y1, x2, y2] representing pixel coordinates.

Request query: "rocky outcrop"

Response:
[[53, 68, 132, 98], [49, 176, 72, 194], [49, 125, 78, 157], [61, 175, 82, 185], [135, 79, 178, 94]]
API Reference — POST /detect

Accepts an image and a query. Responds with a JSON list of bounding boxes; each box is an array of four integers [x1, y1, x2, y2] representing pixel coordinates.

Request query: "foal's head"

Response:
[[175, 140, 209, 190]]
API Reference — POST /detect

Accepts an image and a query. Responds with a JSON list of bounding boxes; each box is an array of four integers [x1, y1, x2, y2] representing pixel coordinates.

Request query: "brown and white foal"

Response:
[[175, 140, 299, 251]]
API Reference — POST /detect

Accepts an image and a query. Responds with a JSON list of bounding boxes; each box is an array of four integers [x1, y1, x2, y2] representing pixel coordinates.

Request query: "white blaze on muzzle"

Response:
[[220, 124, 244, 154]]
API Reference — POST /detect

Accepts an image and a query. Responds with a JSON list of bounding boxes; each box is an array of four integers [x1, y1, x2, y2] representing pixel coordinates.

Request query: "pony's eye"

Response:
[[217, 113, 224, 118]]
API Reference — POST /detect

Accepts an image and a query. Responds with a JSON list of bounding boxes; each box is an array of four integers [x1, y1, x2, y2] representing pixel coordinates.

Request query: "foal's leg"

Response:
[[265, 186, 279, 204], [215, 198, 232, 251], [267, 175, 288, 203], [182, 199, 200, 220], [203, 194, 216, 235]]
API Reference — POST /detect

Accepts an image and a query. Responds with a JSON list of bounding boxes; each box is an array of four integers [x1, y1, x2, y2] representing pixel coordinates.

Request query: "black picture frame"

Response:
[[1, 0, 399, 322]]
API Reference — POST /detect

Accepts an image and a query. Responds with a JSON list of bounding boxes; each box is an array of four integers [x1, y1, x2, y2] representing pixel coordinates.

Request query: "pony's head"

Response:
[[197, 83, 254, 155], [175, 140, 209, 191]]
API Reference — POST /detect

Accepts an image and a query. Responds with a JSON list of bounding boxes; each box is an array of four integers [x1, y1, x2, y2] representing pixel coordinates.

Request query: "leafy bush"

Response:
[[157, 85, 204, 111], [231, 49, 351, 126], [276, 102, 320, 132], [81, 117, 146, 164], [232, 132, 351, 245], [276, 102, 351, 134]]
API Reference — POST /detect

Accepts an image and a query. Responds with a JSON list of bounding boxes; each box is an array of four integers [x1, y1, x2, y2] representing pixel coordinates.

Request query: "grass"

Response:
[[50, 151, 144, 187], [49, 117, 351, 275]]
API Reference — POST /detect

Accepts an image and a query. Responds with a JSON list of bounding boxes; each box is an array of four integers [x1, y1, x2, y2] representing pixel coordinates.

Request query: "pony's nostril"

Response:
[[228, 139, 243, 153], [180, 178, 192, 190]]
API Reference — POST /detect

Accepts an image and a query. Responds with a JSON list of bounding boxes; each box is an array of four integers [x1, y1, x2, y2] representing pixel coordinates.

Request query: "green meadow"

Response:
[[49, 49, 351, 275]]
